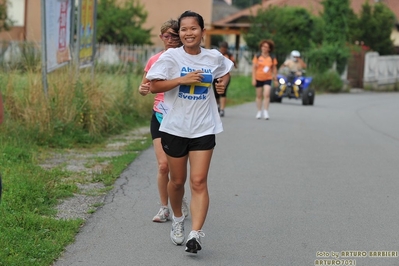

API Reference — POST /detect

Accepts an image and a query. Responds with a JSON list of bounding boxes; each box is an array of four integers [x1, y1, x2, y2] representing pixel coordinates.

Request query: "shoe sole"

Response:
[[152, 218, 168, 223], [185, 239, 202, 253], [152, 215, 169, 223]]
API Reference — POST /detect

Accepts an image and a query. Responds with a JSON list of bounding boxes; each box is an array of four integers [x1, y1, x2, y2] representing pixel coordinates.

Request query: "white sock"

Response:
[[173, 215, 184, 222]]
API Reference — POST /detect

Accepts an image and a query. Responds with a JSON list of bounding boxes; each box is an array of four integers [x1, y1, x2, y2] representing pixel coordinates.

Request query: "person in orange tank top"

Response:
[[252, 39, 278, 120]]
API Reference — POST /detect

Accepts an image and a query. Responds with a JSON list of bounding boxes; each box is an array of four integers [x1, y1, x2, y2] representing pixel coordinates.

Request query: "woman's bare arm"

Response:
[[150, 70, 205, 93]]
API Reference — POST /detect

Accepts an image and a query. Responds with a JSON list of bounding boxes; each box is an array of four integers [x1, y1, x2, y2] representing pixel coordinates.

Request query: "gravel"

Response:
[[39, 127, 150, 220]]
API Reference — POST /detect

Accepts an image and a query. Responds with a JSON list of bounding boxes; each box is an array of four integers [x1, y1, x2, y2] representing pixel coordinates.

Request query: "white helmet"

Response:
[[291, 50, 300, 58], [290, 50, 300, 62]]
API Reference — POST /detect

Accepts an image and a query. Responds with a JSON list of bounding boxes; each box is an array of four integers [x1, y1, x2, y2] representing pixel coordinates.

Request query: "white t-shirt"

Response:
[[146, 46, 233, 138]]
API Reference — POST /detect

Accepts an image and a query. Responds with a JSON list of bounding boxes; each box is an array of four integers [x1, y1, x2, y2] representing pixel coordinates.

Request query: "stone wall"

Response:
[[363, 52, 399, 90]]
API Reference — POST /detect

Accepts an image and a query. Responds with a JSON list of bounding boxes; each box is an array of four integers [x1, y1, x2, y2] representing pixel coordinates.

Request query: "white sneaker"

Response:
[[170, 219, 185, 245], [256, 111, 262, 119], [182, 197, 189, 217], [263, 110, 269, 120], [185, 230, 205, 253], [152, 206, 170, 223]]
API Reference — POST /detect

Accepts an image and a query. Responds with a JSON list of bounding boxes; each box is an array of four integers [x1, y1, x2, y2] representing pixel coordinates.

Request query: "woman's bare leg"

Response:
[[167, 155, 188, 218], [188, 149, 213, 230]]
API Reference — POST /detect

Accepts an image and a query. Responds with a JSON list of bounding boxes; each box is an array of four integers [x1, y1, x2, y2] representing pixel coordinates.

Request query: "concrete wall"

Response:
[[0, 26, 25, 41], [25, 0, 41, 43], [0, 0, 42, 43], [363, 52, 399, 90]]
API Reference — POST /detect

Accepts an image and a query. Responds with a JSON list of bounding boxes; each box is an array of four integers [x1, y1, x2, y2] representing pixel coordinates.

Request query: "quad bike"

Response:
[[271, 71, 315, 105]]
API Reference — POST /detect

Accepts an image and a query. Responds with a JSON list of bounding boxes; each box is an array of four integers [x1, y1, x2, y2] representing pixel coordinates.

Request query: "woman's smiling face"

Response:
[[179, 16, 204, 52]]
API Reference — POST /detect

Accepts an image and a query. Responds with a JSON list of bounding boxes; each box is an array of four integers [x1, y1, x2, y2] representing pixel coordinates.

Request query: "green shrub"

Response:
[[310, 70, 343, 93], [307, 43, 350, 75]]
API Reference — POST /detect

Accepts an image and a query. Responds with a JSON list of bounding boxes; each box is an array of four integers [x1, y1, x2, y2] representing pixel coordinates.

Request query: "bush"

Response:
[[307, 43, 350, 75], [310, 70, 343, 93]]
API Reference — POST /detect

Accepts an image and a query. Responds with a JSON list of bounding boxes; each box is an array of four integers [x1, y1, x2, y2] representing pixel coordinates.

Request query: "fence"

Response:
[[5, 41, 397, 90], [0, 41, 257, 75], [363, 52, 399, 90]]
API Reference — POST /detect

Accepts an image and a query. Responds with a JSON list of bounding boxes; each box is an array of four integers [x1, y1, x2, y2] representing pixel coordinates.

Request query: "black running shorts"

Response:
[[161, 132, 216, 158], [255, 80, 272, 87], [150, 112, 162, 140]]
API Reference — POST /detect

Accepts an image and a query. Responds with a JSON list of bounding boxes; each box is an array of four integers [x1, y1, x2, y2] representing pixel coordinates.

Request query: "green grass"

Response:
[[0, 72, 254, 266], [0, 138, 82, 266], [227, 75, 254, 105], [0, 128, 153, 266]]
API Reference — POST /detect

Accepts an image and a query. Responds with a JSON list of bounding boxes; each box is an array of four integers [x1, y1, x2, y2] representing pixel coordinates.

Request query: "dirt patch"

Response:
[[39, 127, 150, 220]]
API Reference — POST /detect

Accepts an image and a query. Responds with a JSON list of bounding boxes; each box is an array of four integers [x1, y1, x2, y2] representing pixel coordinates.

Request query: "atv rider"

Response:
[[279, 50, 307, 77]]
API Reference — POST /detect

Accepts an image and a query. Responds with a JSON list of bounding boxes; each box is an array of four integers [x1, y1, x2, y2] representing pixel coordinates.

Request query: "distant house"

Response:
[[206, 0, 241, 47], [211, 0, 399, 49]]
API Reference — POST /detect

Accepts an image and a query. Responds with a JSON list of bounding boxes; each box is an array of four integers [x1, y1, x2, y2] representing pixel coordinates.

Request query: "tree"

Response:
[[308, 0, 352, 74], [321, 0, 350, 45], [244, 6, 321, 64], [96, 0, 152, 45], [0, 0, 14, 32], [347, 8, 362, 45], [232, 0, 261, 9], [356, 1, 395, 55]]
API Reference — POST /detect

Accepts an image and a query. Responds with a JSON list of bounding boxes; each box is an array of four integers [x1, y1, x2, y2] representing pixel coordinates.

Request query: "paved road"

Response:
[[54, 92, 399, 266]]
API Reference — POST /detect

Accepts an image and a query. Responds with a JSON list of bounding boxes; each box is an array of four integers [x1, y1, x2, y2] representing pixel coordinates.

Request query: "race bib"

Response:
[[156, 102, 170, 115], [263, 66, 269, 73]]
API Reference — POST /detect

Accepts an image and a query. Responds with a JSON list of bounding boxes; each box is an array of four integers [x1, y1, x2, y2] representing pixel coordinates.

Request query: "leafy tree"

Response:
[[356, 2, 395, 55], [244, 6, 321, 65], [321, 0, 350, 45], [96, 0, 152, 45], [0, 0, 14, 32], [307, 0, 352, 74], [347, 8, 362, 45], [232, 0, 261, 9]]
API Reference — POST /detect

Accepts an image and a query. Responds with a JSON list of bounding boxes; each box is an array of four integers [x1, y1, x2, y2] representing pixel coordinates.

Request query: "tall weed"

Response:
[[0, 67, 153, 147]]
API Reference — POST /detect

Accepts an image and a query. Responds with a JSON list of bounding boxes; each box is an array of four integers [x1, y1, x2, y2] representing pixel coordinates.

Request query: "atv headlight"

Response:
[[279, 78, 285, 85], [294, 79, 302, 85]]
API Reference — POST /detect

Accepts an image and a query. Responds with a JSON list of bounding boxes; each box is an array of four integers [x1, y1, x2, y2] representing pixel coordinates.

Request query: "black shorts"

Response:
[[150, 113, 162, 140], [161, 132, 216, 158], [256, 80, 272, 87], [212, 78, 231, 98]]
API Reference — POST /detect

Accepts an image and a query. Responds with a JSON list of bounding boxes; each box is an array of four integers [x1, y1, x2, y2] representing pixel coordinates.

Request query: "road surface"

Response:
[[54, 92, 399, 266]]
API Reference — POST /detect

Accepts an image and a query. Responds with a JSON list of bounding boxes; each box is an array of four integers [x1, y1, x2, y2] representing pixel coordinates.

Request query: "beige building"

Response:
[[0, 0, 213, 47], [139, 0, 213, 47], [0, 0, 41, 42]]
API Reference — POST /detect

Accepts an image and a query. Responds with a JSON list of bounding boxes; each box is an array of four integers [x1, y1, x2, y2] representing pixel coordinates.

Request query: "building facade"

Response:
[[0, 0, 213, 47]]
